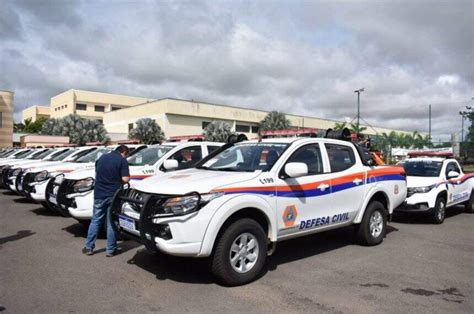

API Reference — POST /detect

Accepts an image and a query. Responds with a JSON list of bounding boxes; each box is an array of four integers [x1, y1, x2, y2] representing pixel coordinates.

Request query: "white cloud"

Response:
[[0, 0, 472, 143]]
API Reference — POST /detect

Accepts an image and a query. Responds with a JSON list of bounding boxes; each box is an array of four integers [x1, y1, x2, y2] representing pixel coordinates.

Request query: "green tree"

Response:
[[40, 115, 109, 145], [13, 122, 25, 132], [333, 122, 347, 130], [460, 106, 473, 143], [349, 123, 367, 135], [23, 117, 48, 133], [129, 118, 165, 144], [259, 111, 291, 132], [203, 120, 234, 142]]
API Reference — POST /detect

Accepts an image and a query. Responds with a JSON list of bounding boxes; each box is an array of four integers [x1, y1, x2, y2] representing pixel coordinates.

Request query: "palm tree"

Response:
[[349, 123, 367, 135], [259, 111, 291, 132], [333, 122, 347, 130], [203, 121, 234, 142], [129, 118, 165, 144]]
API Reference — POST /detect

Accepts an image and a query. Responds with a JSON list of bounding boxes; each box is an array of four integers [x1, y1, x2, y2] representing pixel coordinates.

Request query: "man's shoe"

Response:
[[82, 247, 93, 256], [106, 247, 122, 257]]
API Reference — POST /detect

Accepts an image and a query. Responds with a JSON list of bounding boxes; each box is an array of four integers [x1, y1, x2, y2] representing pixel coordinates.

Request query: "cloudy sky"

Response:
[[1, 0, 472, 142]]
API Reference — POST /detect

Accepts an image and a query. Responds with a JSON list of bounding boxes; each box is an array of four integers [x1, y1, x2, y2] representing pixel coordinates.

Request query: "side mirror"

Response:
[[284, 162, 308, 178], [163, 159, 179, 171], [447, 171, 460, 179]]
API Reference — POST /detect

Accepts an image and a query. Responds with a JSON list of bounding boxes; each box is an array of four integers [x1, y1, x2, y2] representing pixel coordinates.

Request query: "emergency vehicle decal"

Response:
[[435, 173, 474, 188], [213, 168, 405, 198], [130, 175, 152, 180], [282, 205, 298, 227]]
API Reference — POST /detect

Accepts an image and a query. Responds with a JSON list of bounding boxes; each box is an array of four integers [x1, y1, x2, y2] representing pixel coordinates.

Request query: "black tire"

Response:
[[356, 201, 387, 246], [465, 191, 473, 213], [211, 218, 267, 286], [432, 196, 446, 224]]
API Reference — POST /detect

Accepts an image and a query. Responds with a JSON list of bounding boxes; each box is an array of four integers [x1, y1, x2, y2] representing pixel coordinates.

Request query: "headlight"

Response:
[[408, 185, 435, 195], [34, 170, 49, 182], [160, 192, 224, 216], [73, 177, 95, 193]]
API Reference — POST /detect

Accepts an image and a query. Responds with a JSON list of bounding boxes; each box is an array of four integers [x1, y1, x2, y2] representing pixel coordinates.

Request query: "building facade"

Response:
[[48, 89, 155, 122], [0, 90, 14, 147], [22, 105, 50, 122], [104, 98, 411, 139]]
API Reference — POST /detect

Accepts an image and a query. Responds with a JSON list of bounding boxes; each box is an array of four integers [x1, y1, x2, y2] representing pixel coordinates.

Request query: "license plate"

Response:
[[118, 215, 137, 232]]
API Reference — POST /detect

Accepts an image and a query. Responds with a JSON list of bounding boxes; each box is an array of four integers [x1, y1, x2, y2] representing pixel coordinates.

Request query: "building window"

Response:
[[61, 105, 64, 109], [202, 121, 210, 130], [94, 105, 105, 112], [98, 119, 103, 124], [111, 106, 121, 111], [236, 124, 250, 133], [128, 123, 134, 132], [251, 126, 259, 133], [76, 103, 87, 111], [65, 104, 67, 108]]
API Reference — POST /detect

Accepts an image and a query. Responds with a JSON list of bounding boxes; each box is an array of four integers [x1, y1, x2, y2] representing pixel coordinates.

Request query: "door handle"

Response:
[[353, 178, 363, 185], [318, 183, 330, 191]]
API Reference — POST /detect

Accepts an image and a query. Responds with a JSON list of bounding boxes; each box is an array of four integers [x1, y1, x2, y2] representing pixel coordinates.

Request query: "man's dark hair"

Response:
[[115, 145, 130, 155]]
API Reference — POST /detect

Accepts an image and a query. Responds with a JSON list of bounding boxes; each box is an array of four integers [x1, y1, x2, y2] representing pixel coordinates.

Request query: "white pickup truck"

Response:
[[111, 135, 407, 286], [59, 141, 222, 224], [395, 156, 473, 223]]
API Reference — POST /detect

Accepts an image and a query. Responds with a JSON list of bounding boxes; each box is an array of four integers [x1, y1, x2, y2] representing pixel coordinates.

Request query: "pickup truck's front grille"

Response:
[[56, 179, 78, 211], [111, 188, 172, 251], [22, 172, 36, 198], [45, 174, 71, 216], [1, 166, 11, 188]]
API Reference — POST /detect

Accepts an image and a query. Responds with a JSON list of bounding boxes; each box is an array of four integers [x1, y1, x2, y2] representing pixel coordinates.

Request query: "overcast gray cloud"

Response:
[[1, 0, 472, 142]]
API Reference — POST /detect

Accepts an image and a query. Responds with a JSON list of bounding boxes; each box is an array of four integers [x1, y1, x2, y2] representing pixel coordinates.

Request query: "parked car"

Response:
[[110, 135, 407, 286], [4, 148, 72, 192], [20, 146, 102, 206], [395, 156, 474, 223], [57, 141, 223, 223], [40, 145, 144, 215]]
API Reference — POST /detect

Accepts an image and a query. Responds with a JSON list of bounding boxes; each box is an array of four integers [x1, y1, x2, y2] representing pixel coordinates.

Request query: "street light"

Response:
[[354, 88, 364, 132]]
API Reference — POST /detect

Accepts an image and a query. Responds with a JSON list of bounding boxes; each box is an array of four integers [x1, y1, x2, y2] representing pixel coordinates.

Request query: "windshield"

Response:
[[14, 150, 34, 159], [75, 148, 112, 163], [127, 145, 174, 166], [0, 150, 14, 158], [44, 149, 71, 161], [200, 143, 288, 172], [403, 160, 443, 177], [28, 149, 51, 160]]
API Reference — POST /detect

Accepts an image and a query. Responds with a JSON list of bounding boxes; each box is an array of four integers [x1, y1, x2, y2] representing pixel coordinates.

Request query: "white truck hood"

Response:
[[406, 176, 439, 188], [26, 162, 95, 174], [135, 168, 261, 195], [64, 165, 156, 180]]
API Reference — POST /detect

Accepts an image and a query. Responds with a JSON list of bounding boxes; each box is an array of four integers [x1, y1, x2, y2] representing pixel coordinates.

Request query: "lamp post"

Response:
[[354, 88, 364, 133]]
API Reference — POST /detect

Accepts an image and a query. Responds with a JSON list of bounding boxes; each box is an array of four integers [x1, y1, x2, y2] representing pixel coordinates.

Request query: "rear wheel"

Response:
[[432, 196, 446, 224], [356, 201, 387, 246], [211, 218, 267, 286], [465, 192, 473, 213]]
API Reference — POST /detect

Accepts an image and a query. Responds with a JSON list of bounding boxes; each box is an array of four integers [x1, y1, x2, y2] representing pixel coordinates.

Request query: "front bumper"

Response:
[[68, 191, 94, 220], [394, 202, 433, 213], [111, 189, 209, 257]]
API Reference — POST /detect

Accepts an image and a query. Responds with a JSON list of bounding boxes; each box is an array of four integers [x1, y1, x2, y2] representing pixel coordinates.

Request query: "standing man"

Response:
[[83, 145, 130, 257]]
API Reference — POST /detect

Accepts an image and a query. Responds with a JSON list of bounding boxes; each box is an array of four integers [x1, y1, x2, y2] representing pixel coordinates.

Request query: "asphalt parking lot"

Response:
[[1, 191, 473, 313]]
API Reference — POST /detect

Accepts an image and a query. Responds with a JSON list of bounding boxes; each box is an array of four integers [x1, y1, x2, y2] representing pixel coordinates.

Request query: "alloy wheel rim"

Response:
[[229, 232, 259, 273], [369, 211, 383, 238], [438, 201, 445, 220]]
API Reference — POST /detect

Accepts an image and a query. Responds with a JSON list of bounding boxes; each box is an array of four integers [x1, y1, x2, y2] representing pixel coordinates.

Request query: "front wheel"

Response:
[[211, 218, 267, 286], [356, 201, 387, 246], [432, 197, 446, 224], [465, 191, 473, 213]]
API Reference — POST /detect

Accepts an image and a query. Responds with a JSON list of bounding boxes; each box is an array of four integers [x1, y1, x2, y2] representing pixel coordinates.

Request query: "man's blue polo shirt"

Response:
[[94, 150, 130, 199]]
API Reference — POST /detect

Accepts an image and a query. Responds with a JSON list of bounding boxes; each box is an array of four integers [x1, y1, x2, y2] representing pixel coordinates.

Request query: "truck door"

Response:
[[324, 143, 367, 221], [275, 143, 334, 237], [445, 161, 468, 205]]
